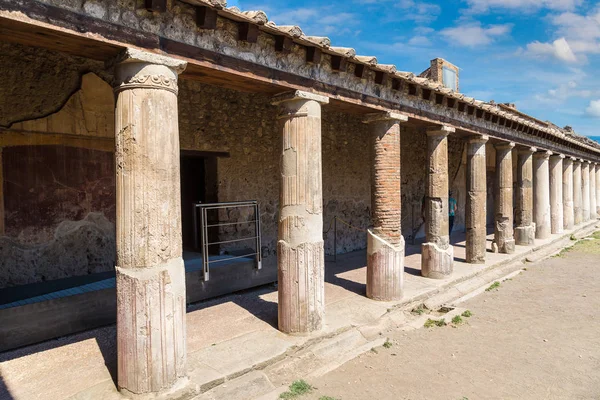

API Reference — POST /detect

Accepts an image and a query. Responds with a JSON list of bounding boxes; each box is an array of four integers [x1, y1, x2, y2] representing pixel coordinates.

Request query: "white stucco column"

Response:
[[492, 142, 515, 253], [574, 159, 582, 225], [465, 135, 488, 263], [590, 163, 597, 219], [533, 151, 552, 239], [583, 161, 591, 222], [421, 126, 454, 279], [364, 112, 407, 301], [549, 154, 564, 234], [515, 146, 536, 245], [596, 164, 600, 217], [113, 49, 191, 399], [563, 156, 575, 230], [273, 90, 328, 335]]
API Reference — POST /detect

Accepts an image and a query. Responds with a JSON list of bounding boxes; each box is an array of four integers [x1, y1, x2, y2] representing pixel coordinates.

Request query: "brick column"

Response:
[[113, 49, 192, 398], [492, 142, 515, 253], [574, 159, 582, 225], [421, 126, 454, 279], [596, 164, 600, 217], [590, 163, 597, 219], [273, 90, 328, 334], [549, 154, 564, 234], [364, 112, 408, 301], [563, 156, 575, 230], [533, 151, 552, 239], [465, 135, 488, 263], [515, 147, 536, 245], [582, 161, 590, 222]]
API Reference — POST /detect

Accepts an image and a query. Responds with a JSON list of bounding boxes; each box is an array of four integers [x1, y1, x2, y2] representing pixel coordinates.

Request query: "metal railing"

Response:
[[193, 200, 262, 281]]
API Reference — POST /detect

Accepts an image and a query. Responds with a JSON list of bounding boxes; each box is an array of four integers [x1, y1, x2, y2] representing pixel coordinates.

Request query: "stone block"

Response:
[[421, 242, 453, 279]]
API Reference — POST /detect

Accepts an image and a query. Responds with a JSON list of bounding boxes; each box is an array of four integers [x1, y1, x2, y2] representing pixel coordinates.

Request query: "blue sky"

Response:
[[228, 0, 600, 137]]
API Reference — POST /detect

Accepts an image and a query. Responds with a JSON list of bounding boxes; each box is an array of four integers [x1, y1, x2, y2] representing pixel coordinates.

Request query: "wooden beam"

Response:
[[331, 55, 347, 72], [238, 22, 259, 43], [196, 6, 218, 29], [305, 47, 321, 64], [0, 130, 114, 152], [274, 35, 293, 53], [144, 0, 167, 12]]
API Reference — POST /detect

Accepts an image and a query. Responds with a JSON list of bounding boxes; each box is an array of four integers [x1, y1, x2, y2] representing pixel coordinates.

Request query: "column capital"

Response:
[[550, 153, 566, 159], [363, 111, 408, 124], [569, 156, 577, 161], [534, 150, 552, 159], [466, 134, 489, 144], [426, 125, 455, 137], [518, 146, 537, 155], [111, 48, 187, 95], [494, 141, 515, 150], [272, 90, 329, 106]]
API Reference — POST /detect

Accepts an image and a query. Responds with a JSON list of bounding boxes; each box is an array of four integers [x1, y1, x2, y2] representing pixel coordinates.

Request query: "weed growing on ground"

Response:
[[280, 380, 313, 399], [319, 397, 339, 400], [411, 305, 427, 315], [486, 281, 500, 291], [461, 310, 473, 318], [570, 234, 577, 241], [383, 339, 393, 349], [425, 318, 446, 327], [436, 319, 447, 327], [451, 315, 463, 325]]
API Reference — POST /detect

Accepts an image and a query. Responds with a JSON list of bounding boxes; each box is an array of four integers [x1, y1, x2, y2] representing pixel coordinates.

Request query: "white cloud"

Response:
[[465, 0, 582, 13], [395, 0, 441, 23], [440, 23, 512, 47], [525, 37, 579, 63], [408, 35, 432, 46], [585, 100, 600, 118], [267, 7, 360, 36]]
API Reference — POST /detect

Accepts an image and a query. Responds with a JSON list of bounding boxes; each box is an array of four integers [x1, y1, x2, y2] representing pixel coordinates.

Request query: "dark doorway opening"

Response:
[[180, 152, 219, 251]]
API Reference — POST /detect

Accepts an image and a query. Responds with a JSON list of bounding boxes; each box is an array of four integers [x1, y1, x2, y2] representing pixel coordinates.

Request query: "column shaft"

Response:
[[465, 135, 488, 263], [574, 160, 582, 225], [549, 154, 564, 234], [113, 49, 189, 397], [563, 157, 574, 230], [364, 112, 407, 301], [492, 142, 515, 253], [0, 148, 4, 236], [515, 147, 535, 245], [273, 91, 328, 334], [583, 161, 590, 222], [596, 164, 600, 217], [590, 164, 597, 219], [533, 151, 552, 239], [421, 126, 454, 279]]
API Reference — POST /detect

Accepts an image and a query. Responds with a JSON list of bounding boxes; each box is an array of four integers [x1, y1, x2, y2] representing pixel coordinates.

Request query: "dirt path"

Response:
[[302, 235, 600, 400]]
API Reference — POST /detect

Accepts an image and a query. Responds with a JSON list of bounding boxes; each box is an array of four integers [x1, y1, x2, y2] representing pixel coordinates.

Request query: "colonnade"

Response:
[[111, 50, 600, 398]]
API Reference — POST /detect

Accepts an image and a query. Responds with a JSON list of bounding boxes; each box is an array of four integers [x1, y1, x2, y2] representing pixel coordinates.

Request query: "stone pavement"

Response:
[[0, 221, 597, 400]]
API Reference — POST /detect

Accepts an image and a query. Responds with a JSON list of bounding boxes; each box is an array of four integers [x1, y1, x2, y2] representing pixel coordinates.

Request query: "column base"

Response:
[[515, 225, 535, 246], [421, 242, 453, 279], [116, 258, 188, 398], [491, 238, 515, 254], [120, 377, 198, 400], [366, 230, 404, 301]]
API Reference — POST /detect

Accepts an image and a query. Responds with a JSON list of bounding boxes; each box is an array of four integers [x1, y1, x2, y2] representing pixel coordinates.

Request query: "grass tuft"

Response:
[[383, 339, 393, 349], [486, 281, 500, 291], [451, 315, 463, 325], [280, 380, 313, 399], [461, 310, 473, 318], [319, 396, 339, 400]]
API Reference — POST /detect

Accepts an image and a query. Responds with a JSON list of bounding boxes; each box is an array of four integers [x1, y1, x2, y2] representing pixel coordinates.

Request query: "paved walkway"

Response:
[[305, 232, 600, 400], [0, 223, 596, 400]]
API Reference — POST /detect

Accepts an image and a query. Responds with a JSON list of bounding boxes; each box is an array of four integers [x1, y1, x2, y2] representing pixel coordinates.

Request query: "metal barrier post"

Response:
[[255, 202, 262, 269]]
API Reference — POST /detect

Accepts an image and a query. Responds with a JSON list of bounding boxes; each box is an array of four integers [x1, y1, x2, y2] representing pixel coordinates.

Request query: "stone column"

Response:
[[113, 49, 190, 398], [590, 163, 597, 219], [465, 135, 488, 263], [273, 90, 328, 334], [0, 148, 4, 236], [515, 147, 536, 245], [596, 164, 600, 217], [492, 142, 515, 253], [549, 154, 564, 234], [574, 159, 582, 225], [583, 161, 590, 222], [563, 157, 575, 230], [533, 151, 552, 239], [364, 112, 408, 301], [421, 126, 454, 279]]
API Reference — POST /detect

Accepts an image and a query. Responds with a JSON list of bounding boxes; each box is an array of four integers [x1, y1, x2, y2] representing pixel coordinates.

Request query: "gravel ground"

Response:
[[303, 234, 600, 400]]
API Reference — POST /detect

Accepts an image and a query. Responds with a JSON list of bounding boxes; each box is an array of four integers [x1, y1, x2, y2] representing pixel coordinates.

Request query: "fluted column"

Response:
[[583, 161, 590, 222], [574, 159, 582, 225], [563, 157, 575, 230], [113, 49, 190, 398], [492, 142, 515, 253], [596, 164, 600, 217], [515, 147, 536, 245], [465, 135, 488, 263], [421, 126, 454, 279], [590, 163, 597, 219], [273, 90, 328, 334], [363, 112, 407, 301], [533, 151, 552, 239], [549, 154, 564, 234]]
